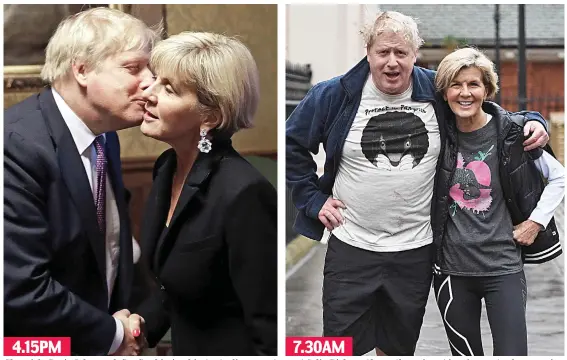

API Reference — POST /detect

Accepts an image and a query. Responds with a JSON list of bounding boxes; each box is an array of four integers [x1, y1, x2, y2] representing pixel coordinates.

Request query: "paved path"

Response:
[[286, 204, 564, 356]]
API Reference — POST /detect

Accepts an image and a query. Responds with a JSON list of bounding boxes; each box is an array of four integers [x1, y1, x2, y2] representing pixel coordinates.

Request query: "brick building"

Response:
[[380, 4, 564, 120], [286, 4, 564, 162]]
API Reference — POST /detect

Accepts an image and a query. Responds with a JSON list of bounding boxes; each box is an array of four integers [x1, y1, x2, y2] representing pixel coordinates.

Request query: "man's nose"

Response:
[[386, 52, 397, 67], [139, 66, 155, 91]]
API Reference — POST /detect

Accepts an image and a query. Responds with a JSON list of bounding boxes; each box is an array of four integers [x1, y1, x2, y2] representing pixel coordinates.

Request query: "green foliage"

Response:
[[443, 35, 469, 50]]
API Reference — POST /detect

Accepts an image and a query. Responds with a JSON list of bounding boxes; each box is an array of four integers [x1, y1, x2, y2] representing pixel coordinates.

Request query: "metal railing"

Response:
[[499, 95, 564, 120]]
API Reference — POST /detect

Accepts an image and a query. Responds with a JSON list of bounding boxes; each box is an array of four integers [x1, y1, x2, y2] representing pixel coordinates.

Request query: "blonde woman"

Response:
[[135, 32, 277, 355], [433, 47, 564, 355]]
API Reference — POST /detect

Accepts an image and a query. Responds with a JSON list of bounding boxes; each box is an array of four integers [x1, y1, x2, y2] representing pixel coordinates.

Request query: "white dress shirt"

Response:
[[52, 89, 124, 354]]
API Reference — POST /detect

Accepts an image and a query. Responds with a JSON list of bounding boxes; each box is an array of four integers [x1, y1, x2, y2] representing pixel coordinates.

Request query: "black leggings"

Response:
[[433, 271, 527, 356]]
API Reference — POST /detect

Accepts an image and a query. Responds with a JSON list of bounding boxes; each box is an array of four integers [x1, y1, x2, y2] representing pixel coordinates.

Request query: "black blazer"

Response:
[[4, 89, 133, 355], [137, 141, 277, 355]]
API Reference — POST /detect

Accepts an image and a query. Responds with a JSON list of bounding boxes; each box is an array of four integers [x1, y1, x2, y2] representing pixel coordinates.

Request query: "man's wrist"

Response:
[[108, 317, 125, 354]]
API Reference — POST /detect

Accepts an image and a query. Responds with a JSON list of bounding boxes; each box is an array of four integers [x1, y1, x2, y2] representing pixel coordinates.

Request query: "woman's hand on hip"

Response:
[[513, 219, 542, 246]]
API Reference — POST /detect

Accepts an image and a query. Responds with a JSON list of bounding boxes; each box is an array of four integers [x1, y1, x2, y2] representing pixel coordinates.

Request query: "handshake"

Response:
[[111, 309, 148, 356]]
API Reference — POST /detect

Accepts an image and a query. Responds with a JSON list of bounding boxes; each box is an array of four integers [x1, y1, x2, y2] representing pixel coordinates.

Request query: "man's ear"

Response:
[[71, 59, 89, 87]]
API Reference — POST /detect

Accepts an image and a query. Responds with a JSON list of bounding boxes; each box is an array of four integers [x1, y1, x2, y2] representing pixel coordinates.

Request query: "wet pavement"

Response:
[[286, 204, 564, 356]]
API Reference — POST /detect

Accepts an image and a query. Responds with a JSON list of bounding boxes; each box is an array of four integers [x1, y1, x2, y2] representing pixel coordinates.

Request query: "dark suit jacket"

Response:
[[4, 88, 133, 355], [136, 141, 277, 355]]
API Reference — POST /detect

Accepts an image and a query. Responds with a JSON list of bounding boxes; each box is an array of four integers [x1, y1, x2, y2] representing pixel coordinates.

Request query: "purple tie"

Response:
[[94, 136, 107, 236]]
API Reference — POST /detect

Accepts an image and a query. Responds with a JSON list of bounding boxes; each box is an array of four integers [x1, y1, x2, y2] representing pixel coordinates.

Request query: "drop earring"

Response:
[[197, 129, 212, 153]]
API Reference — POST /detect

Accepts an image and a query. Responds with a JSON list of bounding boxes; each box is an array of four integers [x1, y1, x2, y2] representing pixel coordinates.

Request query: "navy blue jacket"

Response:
[[286, 57, 547, 241], [4, 89, 133, 355]]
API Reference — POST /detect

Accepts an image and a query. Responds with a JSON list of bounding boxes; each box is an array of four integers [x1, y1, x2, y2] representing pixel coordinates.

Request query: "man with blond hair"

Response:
[[286, 11, 549, 356], [5, 7, 159, 355]]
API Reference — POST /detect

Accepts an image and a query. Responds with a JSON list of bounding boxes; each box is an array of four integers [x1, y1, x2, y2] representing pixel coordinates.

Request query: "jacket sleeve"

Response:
[[134, 280, 171, 348], [285, 83, 332, 219], [4, 131, 116, 355], [225, 181, 277, 355], [507, 109, 549, 132]]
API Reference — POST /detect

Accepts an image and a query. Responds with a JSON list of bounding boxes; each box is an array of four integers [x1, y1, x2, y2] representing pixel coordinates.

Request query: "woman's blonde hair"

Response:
[[150, 31, 260, 136], [361, 11, 424, 52], [435, 47, 499, 99], [41, 7, 161, 84]]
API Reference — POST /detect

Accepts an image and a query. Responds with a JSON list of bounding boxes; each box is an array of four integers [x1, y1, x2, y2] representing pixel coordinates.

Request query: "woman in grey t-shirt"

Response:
[[432, 48, 564, 356]]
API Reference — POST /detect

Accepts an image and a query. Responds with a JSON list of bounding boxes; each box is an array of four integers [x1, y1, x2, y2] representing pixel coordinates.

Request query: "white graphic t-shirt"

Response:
[[329, 75, 440, 252]]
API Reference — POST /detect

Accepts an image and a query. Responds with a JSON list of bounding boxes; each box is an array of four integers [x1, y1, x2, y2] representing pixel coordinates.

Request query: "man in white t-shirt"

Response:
[[286, 11, 549, 356]]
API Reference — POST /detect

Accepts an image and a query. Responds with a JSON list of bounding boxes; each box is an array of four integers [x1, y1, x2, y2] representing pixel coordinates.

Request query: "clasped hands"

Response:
[[112, 309, 148, 356]]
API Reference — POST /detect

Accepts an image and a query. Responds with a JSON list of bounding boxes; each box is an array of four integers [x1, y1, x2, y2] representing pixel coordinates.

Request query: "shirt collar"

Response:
[[52, 88, 102, 155]]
